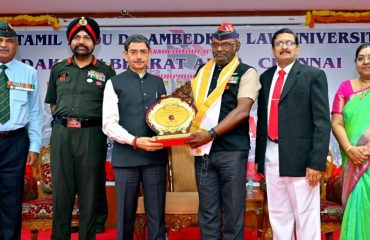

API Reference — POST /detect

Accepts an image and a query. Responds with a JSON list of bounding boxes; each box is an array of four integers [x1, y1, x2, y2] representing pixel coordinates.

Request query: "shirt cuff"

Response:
[[29, 142, 41, 154]]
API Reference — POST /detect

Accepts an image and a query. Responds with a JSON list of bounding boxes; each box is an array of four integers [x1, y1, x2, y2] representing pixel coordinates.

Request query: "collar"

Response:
[[215, 64, 224, 70], [0, 59, 17, 71], [276, 60, 295, 76], [127, 67, 148, 79], [68, 55, 97, 67]]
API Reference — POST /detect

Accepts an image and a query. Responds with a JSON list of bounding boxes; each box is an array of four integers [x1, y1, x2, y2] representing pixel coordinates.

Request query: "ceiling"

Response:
[[1, 0, 369, 15]]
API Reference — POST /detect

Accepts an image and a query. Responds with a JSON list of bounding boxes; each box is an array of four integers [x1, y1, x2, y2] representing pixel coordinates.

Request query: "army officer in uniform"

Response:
[[45, 17, 116, 240]]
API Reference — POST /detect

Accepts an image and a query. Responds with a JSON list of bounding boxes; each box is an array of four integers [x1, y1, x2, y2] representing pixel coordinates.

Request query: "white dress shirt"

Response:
[[102, 79, 135, 146]]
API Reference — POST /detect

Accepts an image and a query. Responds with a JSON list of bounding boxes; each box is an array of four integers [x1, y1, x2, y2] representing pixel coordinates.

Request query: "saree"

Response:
[[332, 80, 370, 240]]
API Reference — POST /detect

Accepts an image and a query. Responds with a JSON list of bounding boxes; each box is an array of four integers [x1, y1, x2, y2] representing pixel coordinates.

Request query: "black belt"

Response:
[[269, 137, 278, 143], [0, 127, 26, 139], [53, 116, 102, 128]]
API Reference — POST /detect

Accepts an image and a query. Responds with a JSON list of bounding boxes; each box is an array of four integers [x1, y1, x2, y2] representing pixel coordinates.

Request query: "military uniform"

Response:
[[45, 56, 115, 240], [0, 22, 42, 240]]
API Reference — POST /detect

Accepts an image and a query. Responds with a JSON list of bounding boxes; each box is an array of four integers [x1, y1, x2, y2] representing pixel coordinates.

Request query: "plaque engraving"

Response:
[[146, 93, 197, 147]]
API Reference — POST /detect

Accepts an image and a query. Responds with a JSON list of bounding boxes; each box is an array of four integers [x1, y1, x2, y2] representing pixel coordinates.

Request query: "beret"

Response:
[[0, 21, 17, 38], [212, 22, 239, 40]]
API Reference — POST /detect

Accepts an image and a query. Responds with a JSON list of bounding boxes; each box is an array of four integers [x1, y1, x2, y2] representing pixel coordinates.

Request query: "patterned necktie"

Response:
[[0, 64, 10, 124], [268, 69, 286, 141]]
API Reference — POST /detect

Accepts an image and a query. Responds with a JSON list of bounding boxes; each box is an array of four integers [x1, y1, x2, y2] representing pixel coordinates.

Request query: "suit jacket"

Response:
[[255, 61, 331, 176]]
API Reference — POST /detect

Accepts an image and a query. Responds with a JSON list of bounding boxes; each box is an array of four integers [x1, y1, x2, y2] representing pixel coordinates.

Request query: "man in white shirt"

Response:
[[102, 34, 167, 240]]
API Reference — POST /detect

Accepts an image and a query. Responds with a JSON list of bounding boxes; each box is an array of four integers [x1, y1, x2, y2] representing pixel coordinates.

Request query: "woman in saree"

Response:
[[331, 43, 370, 240]]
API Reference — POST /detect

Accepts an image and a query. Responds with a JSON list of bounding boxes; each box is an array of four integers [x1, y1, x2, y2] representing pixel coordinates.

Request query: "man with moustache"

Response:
[[186, 23, 260, 240], [255, 28, 330, 240], [45, 17, 115, 240], [103, 34, 168, 240], [0, 21, 42, 240]]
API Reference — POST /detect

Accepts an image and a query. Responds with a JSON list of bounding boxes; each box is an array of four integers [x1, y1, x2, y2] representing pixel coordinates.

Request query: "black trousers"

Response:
[[114, 165, 167, 240], [96, 174, 108, 227], [0, 129, 28, 240], [50, 125, 107, 240], [195, 151, 248, 240]]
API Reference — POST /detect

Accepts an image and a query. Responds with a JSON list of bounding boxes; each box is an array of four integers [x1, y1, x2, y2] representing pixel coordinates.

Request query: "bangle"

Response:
[[208, 128, 218, 140], [132, 137, 139, 149], [345, 145, 353, 154]]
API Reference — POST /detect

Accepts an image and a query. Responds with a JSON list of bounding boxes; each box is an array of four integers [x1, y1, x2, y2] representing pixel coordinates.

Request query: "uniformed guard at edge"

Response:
[[44, 16, 116, 240], [0, 21, 42, 240]]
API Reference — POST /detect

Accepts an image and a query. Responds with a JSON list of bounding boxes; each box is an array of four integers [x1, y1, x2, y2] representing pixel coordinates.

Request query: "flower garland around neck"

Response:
[[0, 15, 61, 30], [305, 10, 370, 28]]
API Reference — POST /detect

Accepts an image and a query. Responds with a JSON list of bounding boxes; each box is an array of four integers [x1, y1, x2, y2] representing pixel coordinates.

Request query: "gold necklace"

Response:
[[358, 79, 370, 100]]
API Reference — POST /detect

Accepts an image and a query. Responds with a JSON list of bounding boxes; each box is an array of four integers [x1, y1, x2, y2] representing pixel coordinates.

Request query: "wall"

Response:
[[15, 22, 370, 165]]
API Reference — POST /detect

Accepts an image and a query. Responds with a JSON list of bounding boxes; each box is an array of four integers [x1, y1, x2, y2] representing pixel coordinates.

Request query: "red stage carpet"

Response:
[[21, 227, 339, 240]]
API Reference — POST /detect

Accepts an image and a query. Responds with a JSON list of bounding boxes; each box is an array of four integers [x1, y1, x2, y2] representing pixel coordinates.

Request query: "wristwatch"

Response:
[[208, 128, 218, 140]]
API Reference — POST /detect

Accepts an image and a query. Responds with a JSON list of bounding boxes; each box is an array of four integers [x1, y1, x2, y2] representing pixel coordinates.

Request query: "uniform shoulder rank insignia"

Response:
[[98, 59, 115, 72], [98, 59, 112, 67], [52, 59, 68, 68]]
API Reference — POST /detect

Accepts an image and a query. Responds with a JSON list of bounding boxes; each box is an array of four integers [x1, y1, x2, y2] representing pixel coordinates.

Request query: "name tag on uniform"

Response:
[[7, 81, 35, 91]]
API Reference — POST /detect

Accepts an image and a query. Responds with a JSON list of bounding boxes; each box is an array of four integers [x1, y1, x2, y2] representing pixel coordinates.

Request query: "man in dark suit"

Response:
[[255, 28, 331, 240], [102, 34, 167, 240]]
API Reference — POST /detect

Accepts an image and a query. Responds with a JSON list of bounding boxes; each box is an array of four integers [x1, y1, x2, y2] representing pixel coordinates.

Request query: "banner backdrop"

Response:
[[14, 24, 370, 165]]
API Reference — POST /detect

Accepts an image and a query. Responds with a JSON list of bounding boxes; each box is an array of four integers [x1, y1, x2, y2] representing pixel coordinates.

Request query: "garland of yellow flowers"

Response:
[[0, 15, 60, 30], [306, 10, 370, 28]]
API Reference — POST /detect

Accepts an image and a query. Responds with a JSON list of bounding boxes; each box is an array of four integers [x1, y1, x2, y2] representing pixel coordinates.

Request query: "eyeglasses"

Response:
[[356, 55, 370, 63], [274, 40, 297, 48], [210, 42, 236, 49]]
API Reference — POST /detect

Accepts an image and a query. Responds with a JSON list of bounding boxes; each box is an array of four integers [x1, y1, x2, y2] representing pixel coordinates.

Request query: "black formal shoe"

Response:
[[96, 225, 105, 233], [71, 226, 79, 233]]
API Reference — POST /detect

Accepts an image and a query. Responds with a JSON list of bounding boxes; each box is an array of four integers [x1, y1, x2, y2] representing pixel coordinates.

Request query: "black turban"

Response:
[[66, 17, 100, 44]]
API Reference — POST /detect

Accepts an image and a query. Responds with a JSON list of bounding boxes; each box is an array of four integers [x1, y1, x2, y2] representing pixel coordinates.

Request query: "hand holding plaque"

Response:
[[146, 95, 197, 147]]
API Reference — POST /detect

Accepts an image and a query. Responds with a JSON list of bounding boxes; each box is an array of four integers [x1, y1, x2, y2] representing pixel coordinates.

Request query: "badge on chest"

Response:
[[228, 73, 240, 84], [87, 70, 106, 87], [58, 73, 70, 82]]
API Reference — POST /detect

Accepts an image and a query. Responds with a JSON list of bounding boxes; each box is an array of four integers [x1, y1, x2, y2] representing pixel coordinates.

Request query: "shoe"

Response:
[[96, 225, 105, 233], [71, 226, 79, 233]]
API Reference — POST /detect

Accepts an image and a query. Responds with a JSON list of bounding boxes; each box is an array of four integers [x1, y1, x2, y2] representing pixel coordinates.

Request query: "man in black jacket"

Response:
[[255, 28, 331, 240]]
